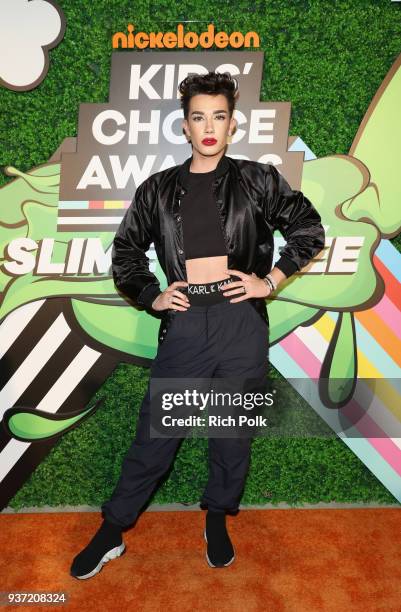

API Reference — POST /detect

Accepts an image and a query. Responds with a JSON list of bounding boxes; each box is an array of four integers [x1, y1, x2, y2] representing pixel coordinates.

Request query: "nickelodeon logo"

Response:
[[112, 24, 260, 49]]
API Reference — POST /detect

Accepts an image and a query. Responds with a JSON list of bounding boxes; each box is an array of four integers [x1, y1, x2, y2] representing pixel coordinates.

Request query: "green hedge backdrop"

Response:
[[1, 0, 401, 508]]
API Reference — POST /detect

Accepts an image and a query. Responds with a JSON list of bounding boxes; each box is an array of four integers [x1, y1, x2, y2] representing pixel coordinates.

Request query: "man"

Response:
[[70, 71, 325, 579]]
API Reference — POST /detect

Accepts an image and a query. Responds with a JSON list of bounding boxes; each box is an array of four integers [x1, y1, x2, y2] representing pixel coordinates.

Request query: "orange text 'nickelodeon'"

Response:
[[112, 24, 260, 50]]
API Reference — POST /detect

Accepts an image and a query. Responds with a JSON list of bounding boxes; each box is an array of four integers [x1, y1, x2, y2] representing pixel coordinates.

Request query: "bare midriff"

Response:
[[185, 255, 231, 284]]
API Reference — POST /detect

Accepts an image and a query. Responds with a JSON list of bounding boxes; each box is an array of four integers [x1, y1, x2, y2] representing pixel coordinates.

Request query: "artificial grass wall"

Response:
[[2, 0, 401, 507]]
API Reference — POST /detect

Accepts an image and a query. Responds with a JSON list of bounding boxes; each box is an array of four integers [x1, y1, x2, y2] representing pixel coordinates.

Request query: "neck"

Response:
[[189, 148, 226, 173]]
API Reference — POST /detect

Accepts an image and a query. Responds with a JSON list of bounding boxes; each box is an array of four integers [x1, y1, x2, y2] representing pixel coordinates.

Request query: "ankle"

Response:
[[100, 518, 123, 534], [206, 511, 228, 532], [207, 510, 226, 520]]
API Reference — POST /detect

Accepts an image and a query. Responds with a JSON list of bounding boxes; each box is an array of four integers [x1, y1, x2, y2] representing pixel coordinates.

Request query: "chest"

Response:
[[157, 175, 265, 245]]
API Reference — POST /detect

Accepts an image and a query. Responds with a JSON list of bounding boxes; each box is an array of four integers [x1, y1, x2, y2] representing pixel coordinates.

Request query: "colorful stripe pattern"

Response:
[[57, 200, 131, 231], [270, 238, 401, 502]]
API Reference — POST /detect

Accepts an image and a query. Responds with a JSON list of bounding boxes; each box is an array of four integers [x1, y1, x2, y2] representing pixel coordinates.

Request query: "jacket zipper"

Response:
[[159, 190, 186, 344], [177, 195, 188, 282], [212, 180, 230, 264]]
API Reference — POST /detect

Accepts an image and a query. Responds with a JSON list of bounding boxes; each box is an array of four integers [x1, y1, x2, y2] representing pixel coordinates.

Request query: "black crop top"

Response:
[[181, 170, 227, 260]]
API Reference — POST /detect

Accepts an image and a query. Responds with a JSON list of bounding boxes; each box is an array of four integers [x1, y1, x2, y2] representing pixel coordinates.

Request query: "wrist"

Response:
[[151, 293, 162, 309], [263, 273, 277, 293], [261, 276, 273, 296], [138, 283, 163, 310]]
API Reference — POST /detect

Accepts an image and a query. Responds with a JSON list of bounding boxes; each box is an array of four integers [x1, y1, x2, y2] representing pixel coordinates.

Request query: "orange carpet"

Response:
[[1, 508, 401, 611]]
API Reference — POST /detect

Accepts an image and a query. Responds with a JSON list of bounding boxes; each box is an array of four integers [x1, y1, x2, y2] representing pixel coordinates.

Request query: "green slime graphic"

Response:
[[7, 406, 94, 440]]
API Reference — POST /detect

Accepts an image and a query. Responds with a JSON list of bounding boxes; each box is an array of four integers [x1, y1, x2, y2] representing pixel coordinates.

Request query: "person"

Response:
[[70, 71, 325, 579]]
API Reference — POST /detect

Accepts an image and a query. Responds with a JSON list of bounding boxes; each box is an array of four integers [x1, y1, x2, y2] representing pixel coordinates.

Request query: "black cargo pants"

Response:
[[101, 297, 269, 528]]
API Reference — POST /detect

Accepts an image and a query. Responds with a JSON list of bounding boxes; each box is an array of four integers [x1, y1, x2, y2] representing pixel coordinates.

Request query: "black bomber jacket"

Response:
[[111, 153, 325, 345]]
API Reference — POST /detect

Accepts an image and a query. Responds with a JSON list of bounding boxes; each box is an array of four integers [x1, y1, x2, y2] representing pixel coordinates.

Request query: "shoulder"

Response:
[[227, 157, 276, 195]]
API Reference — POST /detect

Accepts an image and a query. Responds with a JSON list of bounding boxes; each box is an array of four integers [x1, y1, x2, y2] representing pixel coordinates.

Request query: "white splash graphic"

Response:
[[0, 0, 65, 90]]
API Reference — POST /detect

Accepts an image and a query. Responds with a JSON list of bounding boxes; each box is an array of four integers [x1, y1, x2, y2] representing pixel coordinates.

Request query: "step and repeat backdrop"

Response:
[[1, 0, 401, 509]]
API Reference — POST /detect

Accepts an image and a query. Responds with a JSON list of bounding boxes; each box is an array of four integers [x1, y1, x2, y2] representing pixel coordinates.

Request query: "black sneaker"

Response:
[[70, 519, 125, 580], [204, 511, 235, 568]]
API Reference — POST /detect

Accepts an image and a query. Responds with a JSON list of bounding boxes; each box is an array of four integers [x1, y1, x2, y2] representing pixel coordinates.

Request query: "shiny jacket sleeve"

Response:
[[111, 179, 163, 309], [264, 164, 325, 277]]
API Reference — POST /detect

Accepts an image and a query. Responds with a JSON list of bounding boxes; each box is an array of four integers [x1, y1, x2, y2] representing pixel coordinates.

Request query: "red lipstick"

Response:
[[202, 138, 217, 145]]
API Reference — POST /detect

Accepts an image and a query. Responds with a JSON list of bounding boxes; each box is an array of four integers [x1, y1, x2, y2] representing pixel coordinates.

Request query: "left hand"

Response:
[[221, 269, 271, 303]]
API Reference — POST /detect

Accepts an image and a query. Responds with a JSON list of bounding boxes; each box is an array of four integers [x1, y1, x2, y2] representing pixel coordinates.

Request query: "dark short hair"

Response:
[[178, 71, 239, 119]]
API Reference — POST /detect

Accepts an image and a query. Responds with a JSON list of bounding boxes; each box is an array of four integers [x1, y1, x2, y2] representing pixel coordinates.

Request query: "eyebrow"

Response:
[[190, 110, 228, 115]]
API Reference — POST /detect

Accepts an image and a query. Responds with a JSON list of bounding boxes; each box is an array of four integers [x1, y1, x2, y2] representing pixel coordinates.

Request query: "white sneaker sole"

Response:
[[72, 542, 126, 580], [204, 528, 235, 568]]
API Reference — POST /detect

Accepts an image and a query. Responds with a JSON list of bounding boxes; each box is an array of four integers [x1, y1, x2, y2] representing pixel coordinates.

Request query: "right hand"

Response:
[[151, 281, 190, 311]]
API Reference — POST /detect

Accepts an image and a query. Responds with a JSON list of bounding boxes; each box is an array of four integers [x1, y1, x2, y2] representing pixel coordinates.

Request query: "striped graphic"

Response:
[[270, 237, 401, 502], [57, 200, 131, 231], [0, 298, 120, 508]]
